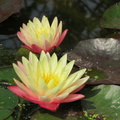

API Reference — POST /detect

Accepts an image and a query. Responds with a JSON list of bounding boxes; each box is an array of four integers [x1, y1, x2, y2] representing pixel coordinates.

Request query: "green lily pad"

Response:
[[30, 111, 63, 120], [0, 88, 19, 109], [81, 85, 120, 120], [0, 109, 13, 120], [15, 47, 31, 60], [100, 2, 120, 29], [5, 116, 14, 120], [0, 88, 18, 119], [0, 67, 19, 85], [67, 38, 120, 85]]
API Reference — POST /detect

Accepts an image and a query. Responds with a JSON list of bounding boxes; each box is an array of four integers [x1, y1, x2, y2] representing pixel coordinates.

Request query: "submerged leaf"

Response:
[[0, 0, 22, 22], [67, 38, 120, 84]]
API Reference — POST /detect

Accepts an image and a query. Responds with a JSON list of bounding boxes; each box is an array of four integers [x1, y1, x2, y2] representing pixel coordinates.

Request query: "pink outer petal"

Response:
[[8, 86, 59, 111], [17, 32, 29, 46], [39, 102, 60, 111], [60, 94, 85, 103], [56, 29, 68, 46], [22, 44, 54, 53], [22, 44, 43, 53], [8, 86, 38, 102]]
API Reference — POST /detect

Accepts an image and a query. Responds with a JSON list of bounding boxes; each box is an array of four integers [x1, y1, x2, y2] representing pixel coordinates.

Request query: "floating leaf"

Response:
[[0, 88, 18, 119], [0, 109, 13, 120], [0, 88, 18, 109], [67, 38, 120, 84], [81, 85, 120, 120], [100, 2, 120, 29], [15, 47, 31, 60], [30, 111, 62, 120], [0, 0, 22, 23], [0, 67, 19, 85], [5, 116, 14, 120]]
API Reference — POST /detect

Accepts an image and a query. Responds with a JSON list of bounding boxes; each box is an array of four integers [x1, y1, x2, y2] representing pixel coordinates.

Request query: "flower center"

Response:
[[42, 73, 59, 88], [36, 27, 50, 38]]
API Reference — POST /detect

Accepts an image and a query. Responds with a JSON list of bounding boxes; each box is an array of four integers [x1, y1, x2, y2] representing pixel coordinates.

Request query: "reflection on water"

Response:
[[0, 0, 119, 51]]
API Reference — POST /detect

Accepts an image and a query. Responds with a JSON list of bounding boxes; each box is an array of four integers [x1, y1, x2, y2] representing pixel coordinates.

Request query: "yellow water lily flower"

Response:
[[17, 16, 68, 53], [8, 51, 89, 111]]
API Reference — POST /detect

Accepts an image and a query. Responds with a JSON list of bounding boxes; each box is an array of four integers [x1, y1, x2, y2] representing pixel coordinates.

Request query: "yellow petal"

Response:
[[51, 17, 58, 35], [57, 21, 62, 34], [14, 79, 36, 97], [60, 60, 75, 82], [61, 76, 89, 94], [39, 96, 51, 102], [42, 57, 50, 74], [13, 63, 29, 86], [41, 16, 50, 29], [49, 53, 58, 72], [59, 54, 67, 68], [38, 76, 48, 94], [47, 79, 55, 89]]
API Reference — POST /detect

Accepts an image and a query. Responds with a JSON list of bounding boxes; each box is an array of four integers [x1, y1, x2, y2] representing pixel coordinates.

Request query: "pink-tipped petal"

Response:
[[60, 94, 85, 103], [8, 85, 28, 98], [17, 32, 29, 46], [17, 61, 26, 74], [56, 29, 68, 46], [8, 86, 38, 103], [39, 102, 60, 111]]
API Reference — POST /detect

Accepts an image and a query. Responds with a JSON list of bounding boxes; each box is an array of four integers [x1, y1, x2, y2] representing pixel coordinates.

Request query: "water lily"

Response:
[[17, 16, 68, 53], [8, 51, 89, 111]]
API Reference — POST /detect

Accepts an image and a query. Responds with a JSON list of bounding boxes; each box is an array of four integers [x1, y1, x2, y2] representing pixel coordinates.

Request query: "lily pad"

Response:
[[0, 109, 13, 120], [0, 67, 19, 85], [67, 38, 120, 84], [0, 0, 22, 23], [0, 88, 19, 119], [30, 111, 63, 120], [81, 85, 120, 120], [0, 88, 18, 109], [100, 2, 120, 29]]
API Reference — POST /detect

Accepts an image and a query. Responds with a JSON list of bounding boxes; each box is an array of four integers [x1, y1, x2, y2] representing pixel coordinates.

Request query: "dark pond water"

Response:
[[0, 0, 119, 51]]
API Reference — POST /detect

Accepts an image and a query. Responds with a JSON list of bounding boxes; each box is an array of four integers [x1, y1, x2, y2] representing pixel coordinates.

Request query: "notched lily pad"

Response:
[[0, 0, 22, 22], [81, 85, 120, 120], [100, 2, 120, 29], [67, 38, 120, 84]]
